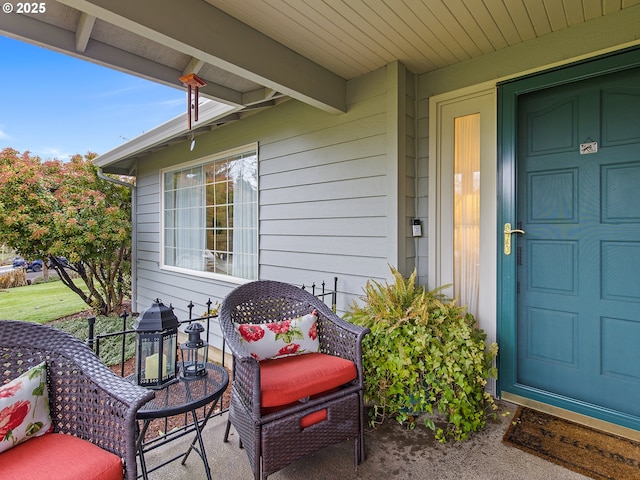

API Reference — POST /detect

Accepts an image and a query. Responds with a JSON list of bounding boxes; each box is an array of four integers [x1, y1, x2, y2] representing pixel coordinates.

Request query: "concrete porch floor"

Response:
[[140, 400, 589, 480]]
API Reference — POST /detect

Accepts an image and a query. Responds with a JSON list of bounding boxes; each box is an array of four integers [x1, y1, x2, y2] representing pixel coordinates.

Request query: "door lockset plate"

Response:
[[504, 223, 525, 255]]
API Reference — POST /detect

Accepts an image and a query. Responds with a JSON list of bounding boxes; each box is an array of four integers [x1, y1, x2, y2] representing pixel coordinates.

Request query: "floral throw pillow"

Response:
[[0, 361, 52, 454], [236, 310, 320, 361]]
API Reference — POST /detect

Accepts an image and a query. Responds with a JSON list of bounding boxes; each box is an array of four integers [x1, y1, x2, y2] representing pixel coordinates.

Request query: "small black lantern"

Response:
[[133, 299, 180, 389], [180, 322, 208, 379]]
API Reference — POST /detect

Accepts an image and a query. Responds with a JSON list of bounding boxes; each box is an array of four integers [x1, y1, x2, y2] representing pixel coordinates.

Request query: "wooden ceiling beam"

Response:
[[0, 11, 244, 107], [75, 12, 96, 53], [58, 0, 347, 113]]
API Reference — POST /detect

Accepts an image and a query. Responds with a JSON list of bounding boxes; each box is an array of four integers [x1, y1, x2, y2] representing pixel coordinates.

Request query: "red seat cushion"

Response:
[[260, 352, 357, 408], [0, 433, 124, 480]]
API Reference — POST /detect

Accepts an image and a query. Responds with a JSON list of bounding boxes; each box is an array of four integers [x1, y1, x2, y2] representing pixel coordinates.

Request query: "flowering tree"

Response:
[[0, 148, 131, 314]]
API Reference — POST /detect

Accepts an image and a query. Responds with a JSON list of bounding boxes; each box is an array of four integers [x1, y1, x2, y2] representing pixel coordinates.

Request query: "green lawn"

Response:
[[0, 278, 134, 366], [0, 279, 90, 323]]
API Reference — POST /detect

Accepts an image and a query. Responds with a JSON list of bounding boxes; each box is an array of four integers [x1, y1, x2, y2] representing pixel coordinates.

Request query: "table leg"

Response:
[[136, 420, 152, 480], [180, 408, 213, 480], [181, 398, 218, 462]]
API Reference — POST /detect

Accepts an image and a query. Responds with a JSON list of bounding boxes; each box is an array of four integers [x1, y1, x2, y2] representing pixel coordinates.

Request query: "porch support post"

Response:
[[385, 61, 412, 277]]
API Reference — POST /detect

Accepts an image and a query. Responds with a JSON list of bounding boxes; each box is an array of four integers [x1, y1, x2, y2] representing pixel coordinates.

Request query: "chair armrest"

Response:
[[219, 311, 262, 416], [315, 301, 369, 360], [48, 338, 154, 480], [313, 301, 370, 385]]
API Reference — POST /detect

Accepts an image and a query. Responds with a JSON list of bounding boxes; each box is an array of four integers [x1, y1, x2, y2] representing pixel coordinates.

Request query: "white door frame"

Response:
[[428, 82, 497, 392]]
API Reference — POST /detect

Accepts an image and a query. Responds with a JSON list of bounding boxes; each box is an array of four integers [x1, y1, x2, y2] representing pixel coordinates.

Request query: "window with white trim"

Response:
[[162, 144, 258, 280]]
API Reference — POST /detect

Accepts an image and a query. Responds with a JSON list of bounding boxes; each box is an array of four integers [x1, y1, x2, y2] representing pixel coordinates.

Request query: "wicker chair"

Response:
[[220, 280, 370, 480], [0, 320, 154, 480]]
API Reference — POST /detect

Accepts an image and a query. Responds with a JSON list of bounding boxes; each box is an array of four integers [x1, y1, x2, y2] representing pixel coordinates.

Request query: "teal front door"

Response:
[[499, 51, 640, 430]]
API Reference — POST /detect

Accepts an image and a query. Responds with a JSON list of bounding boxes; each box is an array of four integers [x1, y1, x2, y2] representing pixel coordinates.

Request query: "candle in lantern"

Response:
[[145, 353, 167, 380]]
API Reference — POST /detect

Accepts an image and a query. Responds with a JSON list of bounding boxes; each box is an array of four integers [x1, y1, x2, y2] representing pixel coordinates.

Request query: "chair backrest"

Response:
[[221, 280, 326, 326], [220, 280, 369, 370], [1, 320, 101, 395]]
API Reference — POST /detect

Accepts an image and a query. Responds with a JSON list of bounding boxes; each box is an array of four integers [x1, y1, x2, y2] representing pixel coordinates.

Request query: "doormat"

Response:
[[503, 407, 640, 480]]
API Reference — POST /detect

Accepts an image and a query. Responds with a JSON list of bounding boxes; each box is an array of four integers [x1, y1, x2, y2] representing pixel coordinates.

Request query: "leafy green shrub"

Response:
[[54, 315, 135, 366], [344, 266, 498, 442]]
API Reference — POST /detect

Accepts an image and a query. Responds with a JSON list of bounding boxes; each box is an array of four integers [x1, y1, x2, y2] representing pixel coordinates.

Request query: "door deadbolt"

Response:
[[504, 223, 525, 255]]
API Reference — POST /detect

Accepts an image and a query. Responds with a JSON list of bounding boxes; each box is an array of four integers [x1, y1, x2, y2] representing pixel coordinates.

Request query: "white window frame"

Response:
[[160, 142, 259, 283]]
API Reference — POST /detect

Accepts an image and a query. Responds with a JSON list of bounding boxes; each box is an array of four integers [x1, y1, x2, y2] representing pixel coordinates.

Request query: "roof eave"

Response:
[[94, 101, 238, 172]]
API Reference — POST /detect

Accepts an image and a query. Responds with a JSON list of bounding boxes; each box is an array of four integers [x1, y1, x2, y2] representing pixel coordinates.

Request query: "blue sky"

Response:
[[0, 35, 186, 160]]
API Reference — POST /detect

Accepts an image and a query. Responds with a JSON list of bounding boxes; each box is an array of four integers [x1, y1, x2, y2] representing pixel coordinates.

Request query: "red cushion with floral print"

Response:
[[259, 352, 356, 408]]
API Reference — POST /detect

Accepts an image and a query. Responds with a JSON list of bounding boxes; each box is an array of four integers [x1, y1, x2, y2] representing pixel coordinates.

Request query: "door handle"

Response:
[[504, 223, 525, 255]]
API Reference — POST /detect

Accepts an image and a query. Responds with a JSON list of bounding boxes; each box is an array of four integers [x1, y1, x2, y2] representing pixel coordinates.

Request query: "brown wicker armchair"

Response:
[[0, 320, 154, 480], [220, 280, 370, 480]]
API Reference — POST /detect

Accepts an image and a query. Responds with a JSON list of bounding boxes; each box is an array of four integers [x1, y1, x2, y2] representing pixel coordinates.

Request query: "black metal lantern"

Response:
[[180, 322, 208, 379], [133, 299, 180, 389]]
